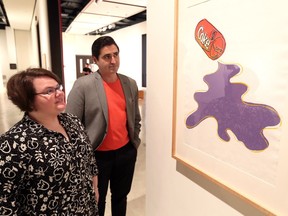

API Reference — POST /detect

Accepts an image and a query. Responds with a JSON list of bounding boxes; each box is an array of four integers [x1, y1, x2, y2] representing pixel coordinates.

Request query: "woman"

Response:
[[0, 68, 99, 215]]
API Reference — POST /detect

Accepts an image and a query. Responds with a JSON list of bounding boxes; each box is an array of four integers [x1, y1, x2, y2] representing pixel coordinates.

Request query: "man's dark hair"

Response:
[[91, 36, 120, 60]]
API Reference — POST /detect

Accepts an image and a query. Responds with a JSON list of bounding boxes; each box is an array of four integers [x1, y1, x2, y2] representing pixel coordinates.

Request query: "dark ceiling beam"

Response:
[[86, 10, 146, 36], [60, 0, 90, 32], [60, 0, 146, 35], [0, 0, 10, 29]]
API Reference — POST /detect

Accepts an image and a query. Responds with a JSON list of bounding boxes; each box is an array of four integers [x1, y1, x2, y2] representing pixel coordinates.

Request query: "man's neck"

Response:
[[101, 73, 118, 83]]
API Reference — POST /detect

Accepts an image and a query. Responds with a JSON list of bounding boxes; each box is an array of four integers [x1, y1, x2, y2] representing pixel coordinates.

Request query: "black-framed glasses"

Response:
[[35, 84, 64, 96]]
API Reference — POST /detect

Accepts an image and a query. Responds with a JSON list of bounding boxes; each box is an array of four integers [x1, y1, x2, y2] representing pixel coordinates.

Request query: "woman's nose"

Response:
[[55, 89, 64, 96]]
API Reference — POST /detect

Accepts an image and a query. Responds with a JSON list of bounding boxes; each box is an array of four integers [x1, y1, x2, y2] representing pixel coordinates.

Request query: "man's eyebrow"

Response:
[[105, 52, 118, 55], [103, 52, 118, 57]]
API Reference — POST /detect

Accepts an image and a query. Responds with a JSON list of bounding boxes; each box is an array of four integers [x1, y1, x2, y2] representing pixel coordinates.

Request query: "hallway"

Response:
[[0, 89, 146, 216]]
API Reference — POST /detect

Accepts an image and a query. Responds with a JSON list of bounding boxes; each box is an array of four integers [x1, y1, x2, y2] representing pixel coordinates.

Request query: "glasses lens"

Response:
[[46, 89, 55, 95], [35, 84, 63, 95]]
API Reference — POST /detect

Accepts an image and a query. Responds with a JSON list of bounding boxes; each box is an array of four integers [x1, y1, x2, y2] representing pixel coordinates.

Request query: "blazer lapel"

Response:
[[119, 75, 133, 130], [119, 74, 132, 108], [95, 72, 109, 123]]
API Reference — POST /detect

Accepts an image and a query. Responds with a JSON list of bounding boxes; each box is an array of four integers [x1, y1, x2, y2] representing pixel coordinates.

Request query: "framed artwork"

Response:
[[172, 0, 288, 215], [75, 55, 94, 78]]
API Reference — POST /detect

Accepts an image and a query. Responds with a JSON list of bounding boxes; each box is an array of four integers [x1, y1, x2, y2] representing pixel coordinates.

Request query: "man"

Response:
[[66, 36, 141, 216], [83, 63, 92, 75]]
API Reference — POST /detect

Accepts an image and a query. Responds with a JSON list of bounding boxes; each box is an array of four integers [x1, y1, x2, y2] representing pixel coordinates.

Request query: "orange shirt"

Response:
[[97, 78, 129, 151]]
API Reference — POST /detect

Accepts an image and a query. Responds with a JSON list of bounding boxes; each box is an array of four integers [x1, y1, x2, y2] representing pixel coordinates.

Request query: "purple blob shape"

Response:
[[186, 62, 280, 151]]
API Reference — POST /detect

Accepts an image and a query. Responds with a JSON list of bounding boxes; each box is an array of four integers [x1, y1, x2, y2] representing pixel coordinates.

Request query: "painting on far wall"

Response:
[[75, 55, 96, 78], [173, 0, 288, 215]]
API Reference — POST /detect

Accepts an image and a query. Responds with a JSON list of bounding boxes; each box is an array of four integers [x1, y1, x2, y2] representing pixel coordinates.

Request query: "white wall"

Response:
[[0, 30, 8, 91], [145, 1, 268, 215], [36, 0, 51, 70], [0, 0, 51, 91], [62, 21, 146, 97], [0, 28, 38, 91], [14, 30, 33, 70], [0, 27, 18, 90]]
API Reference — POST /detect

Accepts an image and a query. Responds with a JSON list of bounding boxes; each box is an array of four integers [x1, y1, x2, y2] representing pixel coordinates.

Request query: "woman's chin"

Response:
[[57, 103, 66, 112]]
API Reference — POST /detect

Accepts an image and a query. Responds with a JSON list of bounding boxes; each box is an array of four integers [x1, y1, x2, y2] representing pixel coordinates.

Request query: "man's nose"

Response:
[[111, 56, 117, 63]]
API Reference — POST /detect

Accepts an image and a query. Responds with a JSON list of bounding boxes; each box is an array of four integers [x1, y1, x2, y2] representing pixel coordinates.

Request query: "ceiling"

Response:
[[0, 0, 146, 35]]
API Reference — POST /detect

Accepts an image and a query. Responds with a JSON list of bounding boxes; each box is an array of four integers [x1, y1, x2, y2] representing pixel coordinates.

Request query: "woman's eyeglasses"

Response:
[[35, 84, 64, 96]]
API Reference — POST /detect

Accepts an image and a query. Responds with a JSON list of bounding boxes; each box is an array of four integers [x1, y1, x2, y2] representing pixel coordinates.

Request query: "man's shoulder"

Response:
[[75, 72, 100, 84], [118, 73, 136, 83]]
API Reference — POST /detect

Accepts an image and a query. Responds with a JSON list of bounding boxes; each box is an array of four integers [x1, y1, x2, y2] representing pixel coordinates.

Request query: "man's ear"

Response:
[[92, 56, 98, 64]]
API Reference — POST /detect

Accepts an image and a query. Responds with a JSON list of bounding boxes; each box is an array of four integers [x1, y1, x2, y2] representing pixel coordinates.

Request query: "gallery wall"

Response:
[[146, 1, 244, 215], [62, 21, 146, 98], [0, 0, 50, 92], [146, 0, 288, 215]]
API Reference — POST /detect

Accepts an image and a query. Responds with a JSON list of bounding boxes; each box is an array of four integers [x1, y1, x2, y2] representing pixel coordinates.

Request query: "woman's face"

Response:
[[32, 76, 66, 116]]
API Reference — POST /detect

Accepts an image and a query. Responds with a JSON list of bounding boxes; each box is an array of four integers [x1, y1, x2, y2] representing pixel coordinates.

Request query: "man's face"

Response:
[[93, 44, 120, 76]]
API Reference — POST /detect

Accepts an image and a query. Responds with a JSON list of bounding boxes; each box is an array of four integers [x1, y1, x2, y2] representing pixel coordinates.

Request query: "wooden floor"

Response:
[[0, 89, 146, 216]]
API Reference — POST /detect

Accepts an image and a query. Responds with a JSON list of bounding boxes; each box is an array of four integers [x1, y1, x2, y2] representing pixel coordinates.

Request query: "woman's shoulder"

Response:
[[0, 115, 29, 137], [60, 112, 84, 127], [59, 112, 86, 134], [0, 115, 42, 148], [60, 112, 80, 121]]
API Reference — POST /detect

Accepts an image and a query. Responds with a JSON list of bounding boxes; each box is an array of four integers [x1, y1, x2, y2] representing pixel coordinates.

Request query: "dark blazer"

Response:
[[65, 71, 141, 150]]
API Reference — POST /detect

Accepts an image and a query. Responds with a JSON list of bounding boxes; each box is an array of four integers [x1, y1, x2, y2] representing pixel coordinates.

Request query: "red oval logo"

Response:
[[195, 19, 226, 60]]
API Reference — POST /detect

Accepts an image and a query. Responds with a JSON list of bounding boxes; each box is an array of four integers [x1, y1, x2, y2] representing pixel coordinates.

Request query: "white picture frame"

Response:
[[172, 0, 288, 215]]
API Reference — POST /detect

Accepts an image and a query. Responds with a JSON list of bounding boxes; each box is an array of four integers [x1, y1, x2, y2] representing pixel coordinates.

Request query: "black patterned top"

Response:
[[0, 113, 98, 215]]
